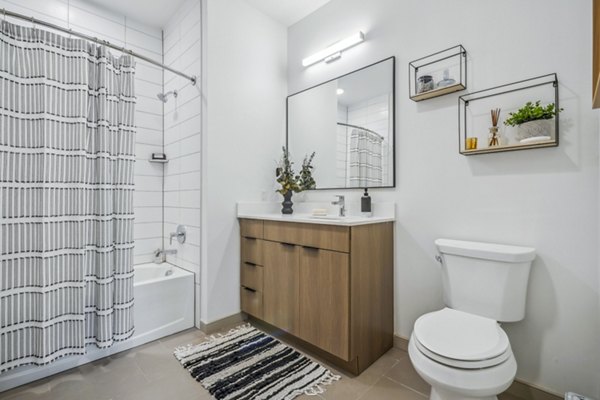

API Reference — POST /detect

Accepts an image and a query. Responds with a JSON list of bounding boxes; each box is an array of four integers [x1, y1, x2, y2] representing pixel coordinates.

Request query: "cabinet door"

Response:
[[299, 247, 350, 361], [263, 241, 299, 334], [241, 287, 263, 319]]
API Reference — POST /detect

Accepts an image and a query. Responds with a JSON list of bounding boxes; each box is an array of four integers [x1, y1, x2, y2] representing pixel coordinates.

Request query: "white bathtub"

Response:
[[132, 263, 195, 342], [0, 263, 195, 392]]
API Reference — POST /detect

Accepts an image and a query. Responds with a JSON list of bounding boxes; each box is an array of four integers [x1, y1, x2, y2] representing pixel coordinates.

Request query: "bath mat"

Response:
[[173, 324, 340, 400]]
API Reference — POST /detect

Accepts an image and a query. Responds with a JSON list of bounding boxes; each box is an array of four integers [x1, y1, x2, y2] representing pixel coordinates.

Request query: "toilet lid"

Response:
[[414, 308, 509, 362]]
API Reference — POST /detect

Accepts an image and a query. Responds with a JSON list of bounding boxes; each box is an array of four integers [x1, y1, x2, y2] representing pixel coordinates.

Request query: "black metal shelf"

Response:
[[409, 45, 467, 102], [458, 73, 559, 156]]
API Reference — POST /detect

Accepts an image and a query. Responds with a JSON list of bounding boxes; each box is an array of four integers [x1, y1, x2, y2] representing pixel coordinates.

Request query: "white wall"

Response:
[[0, 0, 165, 264], [288, 0, 600, 397], [201, 0, 287, 323], [163, 0, 203, 327]]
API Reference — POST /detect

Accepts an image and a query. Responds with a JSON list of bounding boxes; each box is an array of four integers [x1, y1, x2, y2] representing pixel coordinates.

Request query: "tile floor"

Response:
[[1, 324, 522, 400]]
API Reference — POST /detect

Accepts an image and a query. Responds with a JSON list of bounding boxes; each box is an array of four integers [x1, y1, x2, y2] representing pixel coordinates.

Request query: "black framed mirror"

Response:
[[286, 56, 395, 190]]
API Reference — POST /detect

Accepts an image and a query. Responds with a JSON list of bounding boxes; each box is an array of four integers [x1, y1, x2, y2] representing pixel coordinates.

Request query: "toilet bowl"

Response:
[[408, 308, 517, 400], [408, 239, 535, 400]]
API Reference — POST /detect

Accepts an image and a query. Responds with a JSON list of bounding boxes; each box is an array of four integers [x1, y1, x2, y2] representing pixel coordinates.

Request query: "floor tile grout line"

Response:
[[393, 379, 430, 399]]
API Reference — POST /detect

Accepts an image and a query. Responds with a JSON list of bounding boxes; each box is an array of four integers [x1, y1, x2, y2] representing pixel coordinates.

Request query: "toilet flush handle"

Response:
[[435, 255, 443, 264]]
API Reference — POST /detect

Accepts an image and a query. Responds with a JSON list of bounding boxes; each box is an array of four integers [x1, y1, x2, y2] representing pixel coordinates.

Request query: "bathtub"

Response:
[[0, 263, 195, 392]]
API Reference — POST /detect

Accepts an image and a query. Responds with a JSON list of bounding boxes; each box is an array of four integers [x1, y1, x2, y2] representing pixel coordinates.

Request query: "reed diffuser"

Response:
[[488, 108, 501, 147]]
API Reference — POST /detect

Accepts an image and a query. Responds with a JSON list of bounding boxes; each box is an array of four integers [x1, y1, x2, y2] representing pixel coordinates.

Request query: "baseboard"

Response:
[[394, 334, 409, 351], [507, 379, 563, 400], [199, 312, 246, 334], [392, 334, 562, 400]]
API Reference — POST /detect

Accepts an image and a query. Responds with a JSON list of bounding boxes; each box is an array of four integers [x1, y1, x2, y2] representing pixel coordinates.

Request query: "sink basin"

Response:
[[309, 215, 344, 221]]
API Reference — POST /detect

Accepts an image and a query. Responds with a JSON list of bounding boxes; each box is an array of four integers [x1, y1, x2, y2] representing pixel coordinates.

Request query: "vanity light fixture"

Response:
[[302, 31, 365, 67]]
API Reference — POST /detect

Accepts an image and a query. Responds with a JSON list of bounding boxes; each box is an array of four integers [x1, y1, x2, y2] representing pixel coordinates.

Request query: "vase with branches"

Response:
[[275, 147, 316, 214]]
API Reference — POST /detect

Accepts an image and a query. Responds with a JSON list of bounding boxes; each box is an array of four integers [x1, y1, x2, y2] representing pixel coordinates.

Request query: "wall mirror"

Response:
[[287, 57, 395, 189]]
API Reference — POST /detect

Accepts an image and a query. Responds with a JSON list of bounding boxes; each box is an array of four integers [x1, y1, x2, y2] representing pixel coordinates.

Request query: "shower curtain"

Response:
[[0, 21, 136, 372], [348, 128, 383, 187]]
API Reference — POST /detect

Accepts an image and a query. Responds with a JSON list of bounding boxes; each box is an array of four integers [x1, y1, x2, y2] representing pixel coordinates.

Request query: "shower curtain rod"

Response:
[[337, 122, 384, 140], [1, 8, 197, 86]]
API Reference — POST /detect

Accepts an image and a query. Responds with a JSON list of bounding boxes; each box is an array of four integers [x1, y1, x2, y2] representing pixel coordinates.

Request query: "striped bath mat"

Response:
[[173, 324, 340, 400]]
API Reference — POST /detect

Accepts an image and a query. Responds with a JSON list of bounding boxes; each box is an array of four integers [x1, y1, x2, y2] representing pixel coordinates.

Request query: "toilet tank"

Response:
[[435, 239, 536, 322]]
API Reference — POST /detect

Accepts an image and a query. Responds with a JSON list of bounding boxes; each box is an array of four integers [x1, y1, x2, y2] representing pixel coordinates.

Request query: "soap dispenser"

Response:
[[361, 188, 372, 217]]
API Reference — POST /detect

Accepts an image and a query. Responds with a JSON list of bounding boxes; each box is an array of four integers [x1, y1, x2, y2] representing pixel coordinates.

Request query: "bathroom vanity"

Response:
[[238, 209, 394, 375]]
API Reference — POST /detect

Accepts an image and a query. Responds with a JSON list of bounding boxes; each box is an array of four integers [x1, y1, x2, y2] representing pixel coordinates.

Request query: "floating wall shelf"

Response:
[[409, 45, 467, 102], [458, 73, 559, 156]]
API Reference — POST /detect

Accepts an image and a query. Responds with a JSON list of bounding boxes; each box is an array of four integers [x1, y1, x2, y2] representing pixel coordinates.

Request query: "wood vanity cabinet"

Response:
[[263, 241, 299, 334], [238, 218, 393, 375]]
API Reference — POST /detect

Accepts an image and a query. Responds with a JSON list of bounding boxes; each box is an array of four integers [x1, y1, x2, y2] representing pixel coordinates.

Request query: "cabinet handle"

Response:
[[281, 242, 295, 247], [302, 246, 319, 251], [245, 237, 257, 241], [244, 262, 257, 267], [243, 286, 256, 293]]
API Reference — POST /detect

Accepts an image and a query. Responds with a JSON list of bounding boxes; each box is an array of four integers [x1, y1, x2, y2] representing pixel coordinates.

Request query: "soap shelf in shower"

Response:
[[148, 153, 169, 163]]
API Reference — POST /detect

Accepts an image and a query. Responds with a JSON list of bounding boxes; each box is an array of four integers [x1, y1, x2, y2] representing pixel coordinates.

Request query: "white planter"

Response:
[[515, 119, 554, 141]]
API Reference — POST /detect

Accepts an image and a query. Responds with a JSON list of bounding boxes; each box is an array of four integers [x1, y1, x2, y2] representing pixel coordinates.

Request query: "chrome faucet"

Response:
[[154, 248, 178, 264], [331, 195, 346, 217], [169, 225, 187, 245]]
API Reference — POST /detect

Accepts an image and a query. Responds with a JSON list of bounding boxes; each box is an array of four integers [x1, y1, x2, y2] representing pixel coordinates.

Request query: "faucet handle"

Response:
[[169, 225, 187, 245]]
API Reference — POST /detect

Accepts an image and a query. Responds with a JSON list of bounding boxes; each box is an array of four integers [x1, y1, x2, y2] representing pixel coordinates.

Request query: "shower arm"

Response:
[[1, 7, 197, 86]]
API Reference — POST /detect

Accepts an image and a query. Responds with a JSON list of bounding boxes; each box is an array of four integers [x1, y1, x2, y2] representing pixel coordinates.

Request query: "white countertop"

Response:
[[237, 201, 395, 227]]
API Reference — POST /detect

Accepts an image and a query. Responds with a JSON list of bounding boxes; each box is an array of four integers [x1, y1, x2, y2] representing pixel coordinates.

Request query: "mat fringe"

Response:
[[173, 323, 253, 357], [299, 371, 341, 397]]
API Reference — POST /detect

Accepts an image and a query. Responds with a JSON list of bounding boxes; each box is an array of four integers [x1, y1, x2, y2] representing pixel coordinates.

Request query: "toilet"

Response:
[[408, 239, 536, 400]]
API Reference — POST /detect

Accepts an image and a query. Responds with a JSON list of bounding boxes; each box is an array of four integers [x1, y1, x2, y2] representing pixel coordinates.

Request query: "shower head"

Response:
[[157, 90, 178, 103]]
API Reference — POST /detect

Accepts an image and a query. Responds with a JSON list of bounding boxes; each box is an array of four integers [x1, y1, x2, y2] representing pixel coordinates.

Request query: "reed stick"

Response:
[[491, 108, 501, 127]]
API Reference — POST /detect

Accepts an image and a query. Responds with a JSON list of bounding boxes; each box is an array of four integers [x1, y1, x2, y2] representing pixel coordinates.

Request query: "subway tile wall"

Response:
[[163, 0, 202, 326], [0, 0, 165, 264]]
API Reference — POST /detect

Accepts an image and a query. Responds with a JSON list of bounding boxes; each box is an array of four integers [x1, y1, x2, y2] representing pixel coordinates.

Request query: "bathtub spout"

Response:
[[153, 248, 178, 264]]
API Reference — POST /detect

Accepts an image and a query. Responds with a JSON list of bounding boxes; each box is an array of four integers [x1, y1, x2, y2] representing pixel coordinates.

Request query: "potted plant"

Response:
[[276, 147, 316, 214], [503, 100, 562, 142]]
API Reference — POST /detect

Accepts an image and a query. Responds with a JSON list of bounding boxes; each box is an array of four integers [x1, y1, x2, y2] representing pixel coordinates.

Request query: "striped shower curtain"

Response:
[[348, 128, 383, 187], [0, 20, 136, 372]]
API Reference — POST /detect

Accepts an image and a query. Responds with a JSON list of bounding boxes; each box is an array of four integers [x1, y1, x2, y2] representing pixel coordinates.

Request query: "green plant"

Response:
[[297, 152, 316, 191], [503, 101, 562, 127], [275, 147, 316, 195], [276, 147, 299, 195]]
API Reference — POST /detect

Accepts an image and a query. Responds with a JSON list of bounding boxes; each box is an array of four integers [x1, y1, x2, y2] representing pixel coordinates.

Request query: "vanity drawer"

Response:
[[240, 219, 264, 239], [263, 221, 349, 253], [241, 262, 263, 292], [242, 237, 263, 265], [241, 287, 263, 318]]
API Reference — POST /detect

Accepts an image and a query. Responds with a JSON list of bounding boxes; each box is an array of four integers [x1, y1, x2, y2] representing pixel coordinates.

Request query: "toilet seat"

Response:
[[413, 308, 511, 369]]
